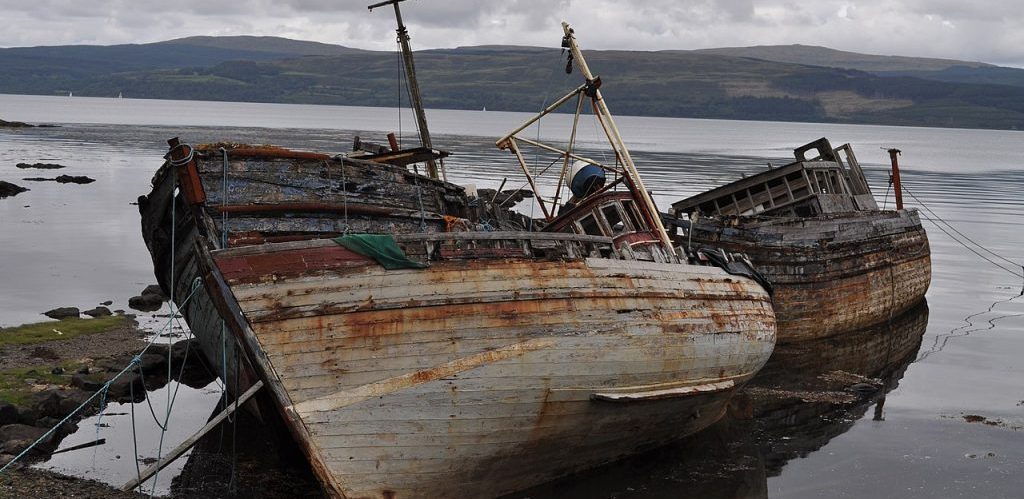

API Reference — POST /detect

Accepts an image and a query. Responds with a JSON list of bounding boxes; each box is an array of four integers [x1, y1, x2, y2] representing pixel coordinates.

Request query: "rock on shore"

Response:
[[15, 163, 66, 170], [0, 467, 146, 498], [0, 181, 29, 199], [22, 175, 96, 184], [42, 307, 80, 320], [128, 284, 168, 312], [0, 119, 34, 128]]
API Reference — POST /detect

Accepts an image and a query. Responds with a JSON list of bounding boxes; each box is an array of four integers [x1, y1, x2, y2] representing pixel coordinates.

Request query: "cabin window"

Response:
[[621, 200, 645, 231], [578, 214, 603, 236], [601, 204, 626, 234], [815, 171, 830, 194]]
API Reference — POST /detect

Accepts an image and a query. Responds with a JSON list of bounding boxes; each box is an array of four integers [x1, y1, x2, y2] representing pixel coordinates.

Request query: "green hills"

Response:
[[3, 36, 1024, 130]]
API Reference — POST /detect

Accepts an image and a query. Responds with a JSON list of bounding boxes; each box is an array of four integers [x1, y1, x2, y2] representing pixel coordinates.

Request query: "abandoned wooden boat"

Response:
[[668, 138, 931, 342], [136, 16, 775, 499]]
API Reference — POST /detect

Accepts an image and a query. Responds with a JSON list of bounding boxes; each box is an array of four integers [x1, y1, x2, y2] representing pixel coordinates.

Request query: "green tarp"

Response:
[[333, 234, 428, 270]]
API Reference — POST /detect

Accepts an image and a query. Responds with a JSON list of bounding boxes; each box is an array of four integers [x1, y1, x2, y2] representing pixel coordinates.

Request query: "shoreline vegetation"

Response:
[[0, 308, 214, 496]]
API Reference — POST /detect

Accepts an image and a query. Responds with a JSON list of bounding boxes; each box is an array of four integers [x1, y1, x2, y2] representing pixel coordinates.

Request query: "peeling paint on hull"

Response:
[[218, 250, 775, 498]]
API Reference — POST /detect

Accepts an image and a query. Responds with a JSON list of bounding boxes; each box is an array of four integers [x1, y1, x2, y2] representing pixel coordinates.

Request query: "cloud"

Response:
[[0, 0, 1022, 66]]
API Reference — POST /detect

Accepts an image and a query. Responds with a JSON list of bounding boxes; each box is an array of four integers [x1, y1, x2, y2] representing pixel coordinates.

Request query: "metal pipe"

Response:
[[495, 84, 588, 148], [553, 93, 587, 211], [511, 136, 608, 171], [508, 139, 552, 220], [888, 148, 903, 210]]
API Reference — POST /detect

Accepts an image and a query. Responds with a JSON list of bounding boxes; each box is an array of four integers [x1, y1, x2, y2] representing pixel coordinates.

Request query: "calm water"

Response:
[[2, 94, 1023, 497]]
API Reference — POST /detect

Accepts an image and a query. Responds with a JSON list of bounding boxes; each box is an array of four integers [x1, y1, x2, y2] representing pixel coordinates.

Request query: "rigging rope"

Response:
[[900, 181, 1023, 279], [882, 181, 891, 211], [0, 276, 205, 477], [220, 148, 229, 249], [396, 43, 403, 150], [342, 160, 349, 234]]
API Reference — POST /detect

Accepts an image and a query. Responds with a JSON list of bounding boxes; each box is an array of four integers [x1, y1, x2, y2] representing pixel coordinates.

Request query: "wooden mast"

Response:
[[559, 22, 674, 254], [368, 0, 444, 181]]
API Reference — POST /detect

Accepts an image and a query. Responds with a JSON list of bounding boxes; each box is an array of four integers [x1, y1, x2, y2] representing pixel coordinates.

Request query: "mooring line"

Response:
[[0, 277, 203, 476], [901, 181, 1023, 279]]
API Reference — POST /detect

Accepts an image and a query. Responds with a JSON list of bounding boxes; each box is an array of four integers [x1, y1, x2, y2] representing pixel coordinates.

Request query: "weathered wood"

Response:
[[671, 140, 877, 219], [120, 381, 264, 492], [140, 137, 779, 499], [221, 252, 773, 497], [680, 209, 930, 341], [591, 379, 735, 402]]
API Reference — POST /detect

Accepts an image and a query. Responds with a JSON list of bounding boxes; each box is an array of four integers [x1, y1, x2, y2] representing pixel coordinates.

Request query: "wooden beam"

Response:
[[120, 381, 264, 492]]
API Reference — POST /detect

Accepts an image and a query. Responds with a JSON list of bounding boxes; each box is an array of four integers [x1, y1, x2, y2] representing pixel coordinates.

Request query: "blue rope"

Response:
[[0, 277, 204, 476]]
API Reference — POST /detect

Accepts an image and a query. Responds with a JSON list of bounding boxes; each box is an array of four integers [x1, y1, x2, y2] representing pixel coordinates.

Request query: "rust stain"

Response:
[[195, 144, 332, 161], [527, 378, 556, 445], [290, 338, 556, 414], [214, 245, 373, 285]]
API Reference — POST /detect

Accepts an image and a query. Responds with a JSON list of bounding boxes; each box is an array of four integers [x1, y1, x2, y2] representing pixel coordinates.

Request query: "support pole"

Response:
[[887, 148, 903, 210], [508, 139, 552, 220], [120, 380, 264, 492], [369, 0, 443, 181], [560, 22, 675, 255]]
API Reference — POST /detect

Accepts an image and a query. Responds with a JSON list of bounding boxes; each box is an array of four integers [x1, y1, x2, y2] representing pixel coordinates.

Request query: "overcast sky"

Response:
[[2, 0, 1023, 67]]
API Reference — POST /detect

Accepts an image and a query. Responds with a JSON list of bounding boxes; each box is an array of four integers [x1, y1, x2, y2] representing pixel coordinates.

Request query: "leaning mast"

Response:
[[368, 0, 445, 181], [559, 22, 674, 253]]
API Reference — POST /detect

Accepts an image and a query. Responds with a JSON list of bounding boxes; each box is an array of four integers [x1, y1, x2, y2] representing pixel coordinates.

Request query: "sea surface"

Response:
[[2, 93, 1023, 497]]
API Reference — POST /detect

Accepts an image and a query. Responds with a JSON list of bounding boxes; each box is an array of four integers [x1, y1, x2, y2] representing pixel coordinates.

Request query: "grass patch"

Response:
[[0, 316, 127, 347], [0, 361, 82, 406]]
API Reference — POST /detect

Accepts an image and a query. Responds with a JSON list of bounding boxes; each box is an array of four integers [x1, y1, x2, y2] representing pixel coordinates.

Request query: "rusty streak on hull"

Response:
[[218, 251, 775, 498]]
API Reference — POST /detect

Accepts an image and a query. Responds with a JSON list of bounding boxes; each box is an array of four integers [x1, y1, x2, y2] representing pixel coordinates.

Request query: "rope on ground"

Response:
[[901, 181, 1024, 279], [0, 277, 204, 477], [143, 279, 205, 497]]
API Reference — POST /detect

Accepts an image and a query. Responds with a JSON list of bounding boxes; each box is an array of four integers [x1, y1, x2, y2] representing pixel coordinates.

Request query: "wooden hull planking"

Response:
[[139, 146, 778, 498], [684, 209, 930, 342], [213, 244, 775, 498]]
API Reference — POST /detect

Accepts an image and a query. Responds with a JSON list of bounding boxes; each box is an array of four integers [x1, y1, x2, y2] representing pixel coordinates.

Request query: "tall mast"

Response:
[[559, 22, 674, 254], [368, 0, 443, 180]]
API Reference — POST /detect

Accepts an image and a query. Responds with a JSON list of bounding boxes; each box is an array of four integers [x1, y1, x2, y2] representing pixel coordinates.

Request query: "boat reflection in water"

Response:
[[509, 301, 929, 499]]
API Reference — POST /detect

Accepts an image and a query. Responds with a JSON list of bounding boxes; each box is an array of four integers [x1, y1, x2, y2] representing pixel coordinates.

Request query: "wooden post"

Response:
[[369, 0, 443, 181], [887, 148, 903, 210], [166, 137, 206, 205], [120, 381, 263, 492]]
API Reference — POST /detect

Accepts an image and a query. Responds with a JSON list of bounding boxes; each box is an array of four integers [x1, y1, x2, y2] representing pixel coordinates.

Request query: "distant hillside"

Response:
[[3, 36, 1024, 130], [158, 36, 365, 57], [0, 36, 363, 87], [694, 44, 991, 72], [694, 44, 1024, 89]]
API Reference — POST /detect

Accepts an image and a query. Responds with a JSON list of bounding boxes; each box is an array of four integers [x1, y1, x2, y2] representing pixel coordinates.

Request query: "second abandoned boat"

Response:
[[137, 13, 776, 499], [668, 138, 931, 342]]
